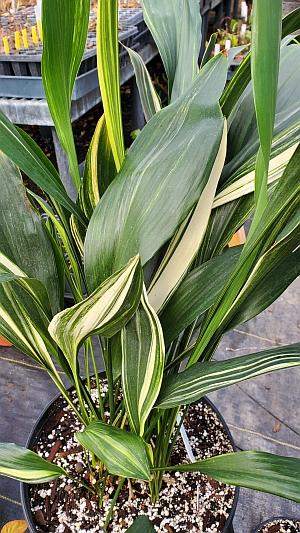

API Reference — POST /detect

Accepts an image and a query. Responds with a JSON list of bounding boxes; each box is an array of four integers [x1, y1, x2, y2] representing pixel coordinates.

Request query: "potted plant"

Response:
[[253, 517, 300, 533], [0, 0, 300, 531]]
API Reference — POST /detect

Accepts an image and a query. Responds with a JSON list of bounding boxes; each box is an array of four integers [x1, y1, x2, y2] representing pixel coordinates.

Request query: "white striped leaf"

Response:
[[82, 115, 117, 217], [0, 443, 66, 483], [148, 120, 227, 312], [97, 0, 124, 171], [156, 343, 300, 409], [156, 451, 300, 503], [140, 0, 201, 101], [124, 45, 161, 122], [84, 55, 227, 292], [122, 286, 165, 436], [214, 143, 298, 208], [76, 421, 150, 480], [49, 256, 143, 371]]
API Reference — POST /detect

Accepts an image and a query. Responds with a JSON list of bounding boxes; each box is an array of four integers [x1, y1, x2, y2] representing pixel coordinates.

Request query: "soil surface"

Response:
[[256, 518, 300, 533], [28, 384, 235, 533]]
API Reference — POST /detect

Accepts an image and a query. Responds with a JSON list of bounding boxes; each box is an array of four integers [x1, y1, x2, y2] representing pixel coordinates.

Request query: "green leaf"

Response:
[[126, 516, 155, 532], [76, 422, 151, 480], [29, 191, 84, 302], [49, 256, 143, 371], [82, 115, 117, 217], [200, 33, 217, 69], [122, 286, 165, 436], [189, 141, 300, 364], [160, 248, 241, 346], [224, 45, 300, 188], [199, 193, 255, 263], [140, 0, 201, 101], [227, 215, 300, 330], [0, 152, 61, 314], [221, 7, 300, 117], [250, 0, 282, 227], [124, 45, 161, 122], [148, 120, 227, 312], [84, 55, 227, 292], [157, 343, 300, 409], [0, 112, 82, 220], [0, 443, 66, 483], [97, 0, 124, 171], [0, 276, 61, 378], [158, 451, 300, 503], [42, 0, 90, 190]]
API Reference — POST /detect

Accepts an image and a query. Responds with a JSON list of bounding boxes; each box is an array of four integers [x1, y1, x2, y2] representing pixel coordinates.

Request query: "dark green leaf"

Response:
[[126, 516, 155, 532], [0, 113, 82, 220], [0, 152, 61, 314], [160, 248, 241, 346]]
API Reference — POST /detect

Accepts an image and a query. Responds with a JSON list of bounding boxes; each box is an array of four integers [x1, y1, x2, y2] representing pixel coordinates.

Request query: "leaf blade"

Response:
[[122, 286, 165, 435], [0, 443, 66, 483], [157, 343, 300, 409], [76, 422, 150, 480]]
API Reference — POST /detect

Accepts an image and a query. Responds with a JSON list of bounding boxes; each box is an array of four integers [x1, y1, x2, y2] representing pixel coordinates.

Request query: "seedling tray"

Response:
[[0, 25, 141, 100], [0, 6, 152, 100]]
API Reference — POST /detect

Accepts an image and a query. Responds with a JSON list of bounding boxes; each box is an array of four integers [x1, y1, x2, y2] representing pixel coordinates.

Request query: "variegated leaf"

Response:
[[148, 120, 227, 312], [156, 451, 300, 503], [49, 256, 143, 370], [76, 422, 150, 480], [124, 45, 161, 122], [122, 286, 165, 436], [213, 143, 298, 208], [157, 343, 300, 409], [0, 443, 66, 483], [84, 55, 227, 292], [97, 0, 124, 170], [82, 115, 117, 216]]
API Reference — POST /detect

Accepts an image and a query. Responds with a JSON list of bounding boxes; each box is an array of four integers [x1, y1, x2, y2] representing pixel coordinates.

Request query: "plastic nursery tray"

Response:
[[0, 7, 151, 100]]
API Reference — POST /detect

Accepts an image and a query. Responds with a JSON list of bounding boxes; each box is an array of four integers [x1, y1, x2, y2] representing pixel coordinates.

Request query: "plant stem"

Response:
[[103, 338, 115, 422], [84, 341, 91, 393], [50, 372, 85, 425], [104, 477, 125, 530]]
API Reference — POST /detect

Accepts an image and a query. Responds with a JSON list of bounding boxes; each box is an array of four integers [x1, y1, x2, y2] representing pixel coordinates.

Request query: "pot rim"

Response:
[[252, 516, 300, 533], [20, 385, 239, 533]]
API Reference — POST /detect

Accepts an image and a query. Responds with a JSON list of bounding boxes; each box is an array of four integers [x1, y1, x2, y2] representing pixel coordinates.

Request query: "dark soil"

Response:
[[257, 519, 300, 533], [27, 383, 236, 533]]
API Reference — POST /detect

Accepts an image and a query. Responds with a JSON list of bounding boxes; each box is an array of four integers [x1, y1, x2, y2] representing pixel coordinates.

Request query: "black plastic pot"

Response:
[[253, 516, 300, 533], [21, 392, 239, 533]]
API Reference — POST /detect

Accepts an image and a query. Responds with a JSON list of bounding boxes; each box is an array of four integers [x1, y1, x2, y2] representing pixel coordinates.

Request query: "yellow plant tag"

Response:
[[14, 31, 21, 50], [31, 26, 38, 45], [3, 36, 10, 55], [21, 28, 28, 49], [37, 20, 43, 42]]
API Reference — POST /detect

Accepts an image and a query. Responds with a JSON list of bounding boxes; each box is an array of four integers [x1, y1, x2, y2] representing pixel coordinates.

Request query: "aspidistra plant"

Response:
[[0, 0, 300, 530]]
